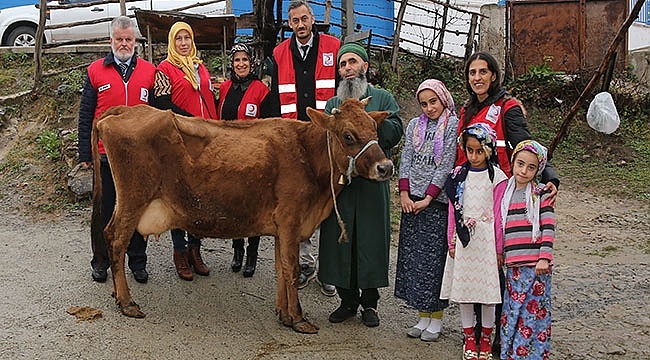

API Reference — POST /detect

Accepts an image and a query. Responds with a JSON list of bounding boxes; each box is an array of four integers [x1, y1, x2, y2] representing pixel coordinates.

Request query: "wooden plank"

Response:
[[344, 30, 371, 43], [134, 9, 236, 49]]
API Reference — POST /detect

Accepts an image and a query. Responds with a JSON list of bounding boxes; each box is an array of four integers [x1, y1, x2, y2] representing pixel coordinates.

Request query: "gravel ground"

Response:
[[0, 182, 648, 359]]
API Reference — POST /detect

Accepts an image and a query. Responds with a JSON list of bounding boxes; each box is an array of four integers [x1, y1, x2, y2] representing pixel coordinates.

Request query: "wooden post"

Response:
[[32, 0, 47, 94], [324, 0, 332, 25], [391, 0, 408, 71], [222, 24, 227, 77], [436, 0, 450, 59], [146, 25, 152, 62], [342, 0, 355, 41], [548, 0, 647, 157], [119, 0, 126, 16], [464, 14, 478, 62]]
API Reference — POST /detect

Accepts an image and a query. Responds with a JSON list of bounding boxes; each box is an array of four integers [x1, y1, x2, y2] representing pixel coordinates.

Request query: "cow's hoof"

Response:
[[292, 319, 319, 334], [279, 313, 293, 327], [121, 302, 145, 318]]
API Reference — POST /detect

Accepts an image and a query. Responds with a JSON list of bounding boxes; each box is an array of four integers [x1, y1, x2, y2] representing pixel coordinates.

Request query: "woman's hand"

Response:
[[400, 191, 414, 213], [543, 182, 558, 207], [497, 254, 504, 268], [412, 196, 432, 215], [536, 259, 550, 275], [448, 248, 455, 259]]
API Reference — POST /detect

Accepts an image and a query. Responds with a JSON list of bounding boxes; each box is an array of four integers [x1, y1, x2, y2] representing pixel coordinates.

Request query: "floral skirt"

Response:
[[500, 266, 552, 360], [394, 202, 449, 312]]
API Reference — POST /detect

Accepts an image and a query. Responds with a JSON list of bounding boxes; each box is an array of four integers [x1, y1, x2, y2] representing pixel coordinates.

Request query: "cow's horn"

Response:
[[360, 96, 372, 105], [331, 107, 341, 114]]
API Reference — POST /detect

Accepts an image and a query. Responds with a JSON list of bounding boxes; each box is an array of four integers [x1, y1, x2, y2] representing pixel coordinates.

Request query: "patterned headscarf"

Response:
[[413, 79, 456, 166], [229, 42, 256, 80], [511, 139, 548, 178], [501, 139, 549, 242], [166, 22, 202, 90], [445, 122, 501, 247], [458, 122, 498, 161]]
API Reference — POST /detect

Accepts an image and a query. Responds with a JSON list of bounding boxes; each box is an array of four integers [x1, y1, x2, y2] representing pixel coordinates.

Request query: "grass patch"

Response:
[[587, 245, 621, 257]]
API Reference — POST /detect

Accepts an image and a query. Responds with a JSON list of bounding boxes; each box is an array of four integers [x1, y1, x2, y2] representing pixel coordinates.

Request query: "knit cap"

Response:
[[337, 42, 368, 64]]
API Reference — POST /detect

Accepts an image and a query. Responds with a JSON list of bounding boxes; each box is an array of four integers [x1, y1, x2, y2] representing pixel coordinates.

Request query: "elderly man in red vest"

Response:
[[268, 0, 340, 297], [78, 16, 156, 284]]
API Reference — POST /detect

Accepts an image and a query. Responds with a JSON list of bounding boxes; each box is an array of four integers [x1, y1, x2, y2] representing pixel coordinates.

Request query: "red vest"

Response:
[[456, 98, 519, 176], [217, 79, 270, 120], [87, 57, 156, 154], [157, 60, 218, 119], [273, 34, 339, 118]]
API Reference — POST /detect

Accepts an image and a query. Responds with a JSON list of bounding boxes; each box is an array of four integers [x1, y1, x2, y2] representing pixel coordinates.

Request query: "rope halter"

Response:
[[345, 139, 378, 184]]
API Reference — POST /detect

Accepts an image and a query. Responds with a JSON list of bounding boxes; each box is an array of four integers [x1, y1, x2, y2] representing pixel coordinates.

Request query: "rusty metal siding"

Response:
[[584, 0, 628, 69], [507, 0, 627, 76]]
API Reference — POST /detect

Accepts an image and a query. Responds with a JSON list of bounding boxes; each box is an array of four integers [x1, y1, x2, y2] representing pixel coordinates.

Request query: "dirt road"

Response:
[[0, 183, 648, 359]]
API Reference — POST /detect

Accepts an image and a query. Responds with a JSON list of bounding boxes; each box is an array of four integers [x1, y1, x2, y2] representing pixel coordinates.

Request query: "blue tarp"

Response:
[[0, 1, 36, 10], [232, 0, 395, 46]]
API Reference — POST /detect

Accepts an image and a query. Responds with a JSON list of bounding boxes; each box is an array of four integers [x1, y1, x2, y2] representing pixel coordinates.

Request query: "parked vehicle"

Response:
[[0, 1, 36, 11], [0, 0, 225, 47]]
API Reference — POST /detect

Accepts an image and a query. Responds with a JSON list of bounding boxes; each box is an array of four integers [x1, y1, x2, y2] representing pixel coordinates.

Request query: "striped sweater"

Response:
[[503, 188, 555, 267]]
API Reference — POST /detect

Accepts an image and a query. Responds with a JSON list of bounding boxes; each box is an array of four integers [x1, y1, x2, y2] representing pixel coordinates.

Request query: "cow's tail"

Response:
[[90, 119, 104, 249]]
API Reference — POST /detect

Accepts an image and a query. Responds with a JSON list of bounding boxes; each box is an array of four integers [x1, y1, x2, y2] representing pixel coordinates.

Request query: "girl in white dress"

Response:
[[441, 123, 508, 360]]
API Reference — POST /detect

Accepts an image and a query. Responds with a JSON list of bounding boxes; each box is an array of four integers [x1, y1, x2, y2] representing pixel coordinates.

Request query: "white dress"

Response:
[[440, 168, 507, 304]]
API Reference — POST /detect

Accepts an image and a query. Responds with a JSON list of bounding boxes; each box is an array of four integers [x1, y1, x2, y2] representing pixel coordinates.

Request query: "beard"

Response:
[[112, 47, 134, 63], [337, 72, 368, 100]]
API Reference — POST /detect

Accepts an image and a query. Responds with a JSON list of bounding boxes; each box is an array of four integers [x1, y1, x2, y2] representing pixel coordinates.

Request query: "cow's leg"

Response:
[[274, 237, 291, 327], [106, 220, 144, 318], [275, 232, 318, 334]]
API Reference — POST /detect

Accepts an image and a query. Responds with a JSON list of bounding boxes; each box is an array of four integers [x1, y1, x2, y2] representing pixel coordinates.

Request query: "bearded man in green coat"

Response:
[[318, 43, 403, 327]]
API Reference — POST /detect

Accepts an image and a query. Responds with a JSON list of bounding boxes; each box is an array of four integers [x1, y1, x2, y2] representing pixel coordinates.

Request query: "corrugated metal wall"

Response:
[[507, 0, 628, 75]]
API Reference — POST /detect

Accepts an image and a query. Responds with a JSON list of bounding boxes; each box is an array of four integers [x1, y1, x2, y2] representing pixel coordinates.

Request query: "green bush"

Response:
[[508, 56, 575, 107], [36, 129, 62, 160]]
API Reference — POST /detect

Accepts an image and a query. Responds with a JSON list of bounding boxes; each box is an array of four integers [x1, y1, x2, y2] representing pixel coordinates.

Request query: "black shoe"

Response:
[[361, 307, 380, 327], [231, 245, 244, 273], [328, 304, 358, 323], [91, 267, 107, 283], [298, 264, 316, 289], [242, 252, 258, 278], [132, 269, 149, 283]]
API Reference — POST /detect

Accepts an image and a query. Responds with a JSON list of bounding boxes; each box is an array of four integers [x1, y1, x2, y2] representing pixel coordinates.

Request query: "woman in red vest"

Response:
[[152, 21, 217, 281], [217, 42, 271, 277], [456, 51, 559, 359]]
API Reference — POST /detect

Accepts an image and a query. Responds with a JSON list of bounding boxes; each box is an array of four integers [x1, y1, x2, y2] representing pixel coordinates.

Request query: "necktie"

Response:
[[118, 63, 128, 78], [301, 45, 309, 60]]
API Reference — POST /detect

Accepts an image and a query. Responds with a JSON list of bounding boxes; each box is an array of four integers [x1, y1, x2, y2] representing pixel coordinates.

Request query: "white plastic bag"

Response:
[[587, 92, 620, 134]]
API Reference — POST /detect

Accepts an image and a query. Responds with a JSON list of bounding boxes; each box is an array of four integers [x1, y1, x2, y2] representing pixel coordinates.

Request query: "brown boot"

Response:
[[173, 250, 193, 281], [188, 247, 210, 276]]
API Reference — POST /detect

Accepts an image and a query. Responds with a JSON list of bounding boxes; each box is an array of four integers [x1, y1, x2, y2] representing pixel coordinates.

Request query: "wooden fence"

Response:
[[307, 0, 483, 71], [29, 0, 481, 89]]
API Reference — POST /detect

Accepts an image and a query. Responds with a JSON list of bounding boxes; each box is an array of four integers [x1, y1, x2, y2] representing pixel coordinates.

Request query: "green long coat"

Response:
[[318, 86, 403, 289]]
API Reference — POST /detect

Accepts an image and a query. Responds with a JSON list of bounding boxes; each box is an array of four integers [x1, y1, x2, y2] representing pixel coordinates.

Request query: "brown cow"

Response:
[[91, 97, 393, 333]]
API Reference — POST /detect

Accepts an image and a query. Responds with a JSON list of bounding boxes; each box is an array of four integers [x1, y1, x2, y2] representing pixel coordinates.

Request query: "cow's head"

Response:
[[307, 97, 394, 183]]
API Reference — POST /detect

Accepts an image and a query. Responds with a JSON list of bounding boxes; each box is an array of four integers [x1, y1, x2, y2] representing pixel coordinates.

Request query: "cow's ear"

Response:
[[307, 106, 331, 129], [368, 111, 390, 126]]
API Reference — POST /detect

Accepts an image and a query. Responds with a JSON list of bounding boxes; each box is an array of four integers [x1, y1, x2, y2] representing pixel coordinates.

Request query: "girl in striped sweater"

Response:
[[499, 140, 555, 360]]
